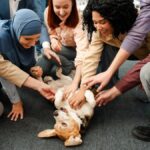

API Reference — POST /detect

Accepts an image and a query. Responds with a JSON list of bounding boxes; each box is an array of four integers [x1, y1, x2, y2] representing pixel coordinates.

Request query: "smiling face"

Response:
[[92, 11, 113, 37], [19, 34, 40, 49], [52, 0, 72, 22]]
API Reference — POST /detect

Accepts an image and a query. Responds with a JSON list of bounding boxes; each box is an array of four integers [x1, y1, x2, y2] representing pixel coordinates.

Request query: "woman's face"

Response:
[[52, 0, 72, 22], [92, 11, 113, 36], [19, 34, 40, 49]]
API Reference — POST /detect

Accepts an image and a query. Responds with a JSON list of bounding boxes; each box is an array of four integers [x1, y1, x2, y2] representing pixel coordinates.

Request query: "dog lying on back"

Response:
[[30, 66, 96, 146], [38, 88, 96, 146]]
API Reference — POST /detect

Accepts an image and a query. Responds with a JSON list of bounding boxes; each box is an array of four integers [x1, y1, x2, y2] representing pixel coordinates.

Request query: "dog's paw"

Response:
[[54, 88, 64, 108], [65, 135, 82, 146], [38, 129, 56, 138], [85, 90, 96, 108]]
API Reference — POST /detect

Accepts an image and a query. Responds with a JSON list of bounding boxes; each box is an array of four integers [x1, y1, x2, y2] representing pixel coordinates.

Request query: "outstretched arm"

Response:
[[23, 76, 55, 100], [96, 54, 150, 106], [64, 65, 81, 98], [0, 55, 55, 100]]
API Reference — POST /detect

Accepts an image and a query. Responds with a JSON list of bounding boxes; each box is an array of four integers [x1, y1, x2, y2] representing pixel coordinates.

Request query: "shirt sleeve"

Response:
[[44, 7, 57, 42], [81, 31, 104, 83], [121, 0, 150, 53], [0, 55, 29, 87], [0, 78, 21, 104], [115, 54, 150, 93], [74, 15, 89, 66]]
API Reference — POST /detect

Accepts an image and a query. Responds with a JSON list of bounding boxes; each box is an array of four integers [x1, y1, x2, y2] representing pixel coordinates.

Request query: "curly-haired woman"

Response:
[[68, 0, 150, 109]]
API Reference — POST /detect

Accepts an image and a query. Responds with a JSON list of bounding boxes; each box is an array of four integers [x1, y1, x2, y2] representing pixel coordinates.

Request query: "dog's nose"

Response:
[[53, 111, 58, 116]]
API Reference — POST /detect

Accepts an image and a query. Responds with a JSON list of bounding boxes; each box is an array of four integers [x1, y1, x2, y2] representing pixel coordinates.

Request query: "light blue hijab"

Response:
[[0, 9, 42, 72]]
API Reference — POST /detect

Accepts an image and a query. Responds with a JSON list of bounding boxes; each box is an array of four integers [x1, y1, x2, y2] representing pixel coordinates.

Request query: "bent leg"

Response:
[[57, 46, 76, 75], [140, 62, 150, 101], [96, 44, 119, 89], [0, 78, 20, 104]]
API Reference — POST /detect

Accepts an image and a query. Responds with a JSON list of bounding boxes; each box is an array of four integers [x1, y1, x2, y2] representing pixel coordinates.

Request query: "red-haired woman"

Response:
[[43, 0, 89, 96]]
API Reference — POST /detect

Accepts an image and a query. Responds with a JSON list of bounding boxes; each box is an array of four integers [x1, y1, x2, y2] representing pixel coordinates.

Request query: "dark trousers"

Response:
[[56, 45, 76, 74], [96, 44, 139, 89], [37, 45, 76, 79], [96, 44, 119, 89]]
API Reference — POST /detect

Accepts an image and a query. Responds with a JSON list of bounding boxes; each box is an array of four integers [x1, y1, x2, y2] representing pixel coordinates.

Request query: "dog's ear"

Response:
[[64, 134, 82, 146], [38, 129, 57, 138]]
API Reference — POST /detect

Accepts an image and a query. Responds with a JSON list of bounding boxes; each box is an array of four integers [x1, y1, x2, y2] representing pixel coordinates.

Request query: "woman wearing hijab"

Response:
[[0, 9, 44, 121]]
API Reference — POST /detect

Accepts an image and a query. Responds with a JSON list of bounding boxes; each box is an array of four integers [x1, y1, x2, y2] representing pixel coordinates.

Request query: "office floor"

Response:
[[0, 61, 150, 150]]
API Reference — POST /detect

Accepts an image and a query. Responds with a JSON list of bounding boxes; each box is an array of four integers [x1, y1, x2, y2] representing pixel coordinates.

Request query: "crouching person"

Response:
[[131, 62, 150, 142], [92, 55, 150, 141], [0, 9, 55, 121]]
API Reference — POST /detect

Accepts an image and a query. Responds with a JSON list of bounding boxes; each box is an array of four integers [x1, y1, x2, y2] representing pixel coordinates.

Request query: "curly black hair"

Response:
[[83, 0, 138, 40]]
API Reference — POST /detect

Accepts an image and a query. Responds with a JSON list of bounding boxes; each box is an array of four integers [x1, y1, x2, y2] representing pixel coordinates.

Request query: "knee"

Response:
[[140, 63, 150, 82], [0, 102, 4, 117]]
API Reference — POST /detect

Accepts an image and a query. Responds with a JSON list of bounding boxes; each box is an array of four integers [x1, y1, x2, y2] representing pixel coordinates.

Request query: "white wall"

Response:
[[76, 0, 88, 11], [76, 0, 140, 11]]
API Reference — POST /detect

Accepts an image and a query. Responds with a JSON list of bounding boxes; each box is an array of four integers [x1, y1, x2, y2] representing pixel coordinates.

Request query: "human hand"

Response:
[[43, 48, 61, 66], [64, 83, 78, 99], [95, 87, 121, 107], [37, 82, 55, 101], [51, 38, 62, 52], [8, 101, 23, 121], [30, 66, 43, 79], [83, 70, 112, 92], [68, 87, 86, 109]]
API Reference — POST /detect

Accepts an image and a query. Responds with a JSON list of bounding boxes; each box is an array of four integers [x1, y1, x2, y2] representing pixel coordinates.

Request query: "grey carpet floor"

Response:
[[0, 61, 150, 150]]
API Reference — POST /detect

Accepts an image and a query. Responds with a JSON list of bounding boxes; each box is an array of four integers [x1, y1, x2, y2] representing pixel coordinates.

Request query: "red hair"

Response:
[[47, 0, 79, 29]]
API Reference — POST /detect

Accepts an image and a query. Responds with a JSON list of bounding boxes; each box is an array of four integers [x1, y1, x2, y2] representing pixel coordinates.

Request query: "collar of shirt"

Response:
[[99, 32, 126, 42]]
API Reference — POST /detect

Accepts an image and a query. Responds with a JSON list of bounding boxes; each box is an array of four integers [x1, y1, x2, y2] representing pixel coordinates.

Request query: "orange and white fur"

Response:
[[30, 66, 96, 146], [38, 88, 96, 146]]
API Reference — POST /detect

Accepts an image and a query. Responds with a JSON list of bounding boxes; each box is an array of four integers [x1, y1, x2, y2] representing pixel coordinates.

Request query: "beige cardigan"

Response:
[[81, 31, 150, 83], [44, 7, 89, 66], [0, 55, 29, 87]]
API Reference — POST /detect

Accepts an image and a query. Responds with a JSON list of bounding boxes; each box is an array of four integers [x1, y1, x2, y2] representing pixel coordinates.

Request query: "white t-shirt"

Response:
[[9, 0, 21, 18]]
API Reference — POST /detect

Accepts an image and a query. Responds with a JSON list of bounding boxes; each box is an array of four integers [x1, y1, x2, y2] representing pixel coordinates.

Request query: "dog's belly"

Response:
[[62, 101, 93, 119], [76, 104, 93, 118]]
